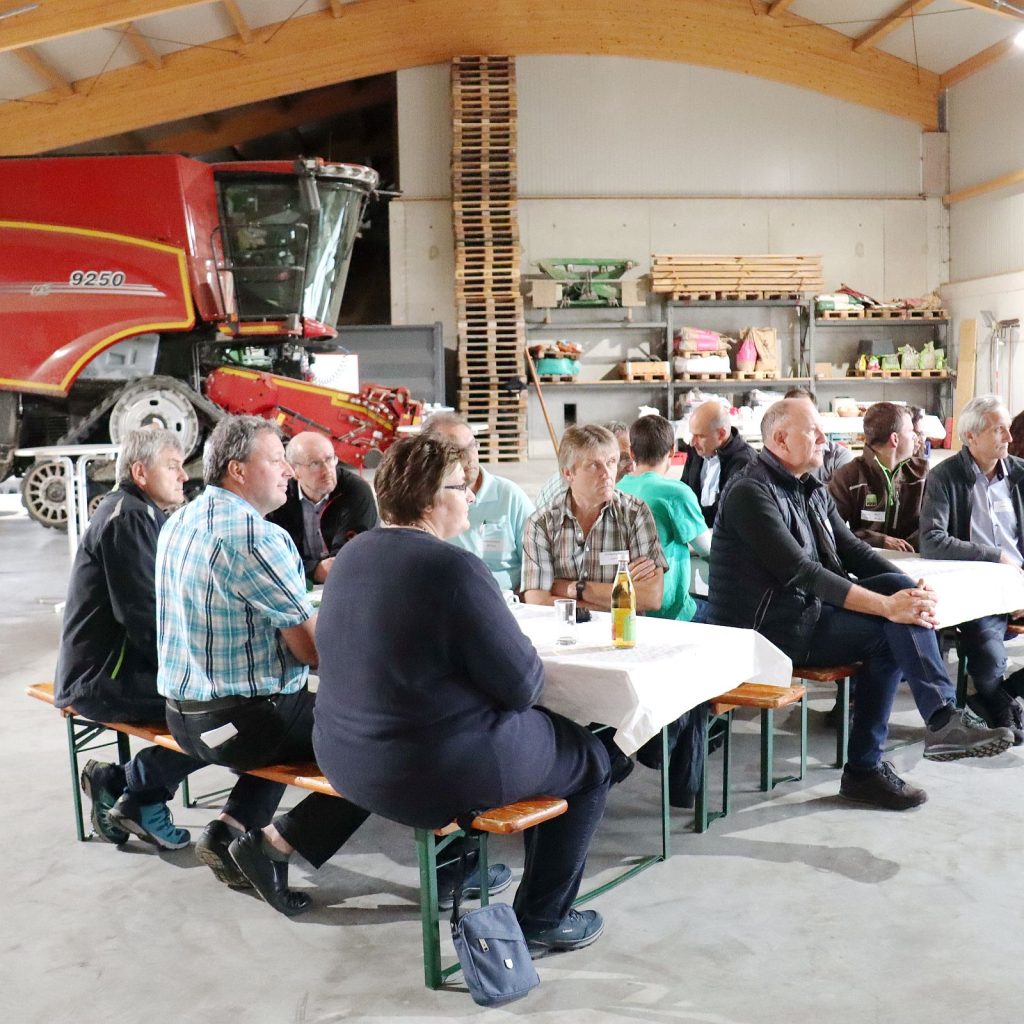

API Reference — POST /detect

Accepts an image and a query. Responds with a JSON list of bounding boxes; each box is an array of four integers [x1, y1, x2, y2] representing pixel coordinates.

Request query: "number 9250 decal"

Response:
[[69, 270, 127, 287]]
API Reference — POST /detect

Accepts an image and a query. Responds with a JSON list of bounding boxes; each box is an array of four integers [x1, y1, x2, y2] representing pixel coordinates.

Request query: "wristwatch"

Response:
[[575, 578, 586, 603]]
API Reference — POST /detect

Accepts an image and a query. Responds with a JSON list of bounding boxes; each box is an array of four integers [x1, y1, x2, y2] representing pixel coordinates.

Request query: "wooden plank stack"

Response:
[[452, 56, 527, 463], [651, 254, 824, 300]]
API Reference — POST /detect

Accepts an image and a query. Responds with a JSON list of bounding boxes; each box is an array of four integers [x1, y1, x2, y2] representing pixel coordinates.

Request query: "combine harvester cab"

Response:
[[0, 153, 416, 527]]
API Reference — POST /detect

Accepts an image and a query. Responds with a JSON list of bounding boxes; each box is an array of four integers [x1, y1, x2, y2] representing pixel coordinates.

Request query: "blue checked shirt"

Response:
[[155, 486, 314, 701]]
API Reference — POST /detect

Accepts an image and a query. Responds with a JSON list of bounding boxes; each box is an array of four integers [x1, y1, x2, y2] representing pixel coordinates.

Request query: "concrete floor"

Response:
[[3, 461, 1023, 1024]]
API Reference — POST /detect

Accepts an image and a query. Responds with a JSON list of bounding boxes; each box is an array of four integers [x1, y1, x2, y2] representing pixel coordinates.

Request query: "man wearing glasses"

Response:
[[268, 431, 378, 584]]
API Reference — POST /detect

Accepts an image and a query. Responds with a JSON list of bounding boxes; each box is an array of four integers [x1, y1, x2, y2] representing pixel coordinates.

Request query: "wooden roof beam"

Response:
[[0, 0, 943, 154], [328, 0, 345, 16], [767, 0, 795, 14], [13, 46, 74, 96], [940, 33, 1017, 86], [0, 0, 209, 55], [957, 0, 1024, 21], [855, 1, 936, 53], [221, 0, 252, 44], [945, 166, 1024, 205], [122, 22, 163, 70]]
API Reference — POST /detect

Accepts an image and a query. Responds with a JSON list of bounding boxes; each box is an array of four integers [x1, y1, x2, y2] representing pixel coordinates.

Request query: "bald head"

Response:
[[761, 399, 826, 477], [286, 431, 339, 501], [689, 402, 731, 458]]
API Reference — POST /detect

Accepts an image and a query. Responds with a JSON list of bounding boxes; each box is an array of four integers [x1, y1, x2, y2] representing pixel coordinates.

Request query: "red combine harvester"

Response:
[[0, 153, 420, 527]]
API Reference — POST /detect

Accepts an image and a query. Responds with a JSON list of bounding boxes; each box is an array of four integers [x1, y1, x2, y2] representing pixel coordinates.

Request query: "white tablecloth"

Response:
[[511, 604, 792, 755], [884, 552, 1024, 629]]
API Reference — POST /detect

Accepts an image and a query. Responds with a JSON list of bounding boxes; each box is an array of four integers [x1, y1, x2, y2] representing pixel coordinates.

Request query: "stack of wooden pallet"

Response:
[[651, 254, 824, 300], [452, 56, 526, 463]]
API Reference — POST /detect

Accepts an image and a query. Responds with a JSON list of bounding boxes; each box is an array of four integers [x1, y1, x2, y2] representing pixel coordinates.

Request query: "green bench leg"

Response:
[[64, 713, 132, 842], [835, 677, 850, 769], [695, 710, 732, 833], [760, 692, 808, 791]]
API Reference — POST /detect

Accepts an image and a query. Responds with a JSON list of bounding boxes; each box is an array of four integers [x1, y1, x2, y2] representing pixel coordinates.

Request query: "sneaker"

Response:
[[108, 793, 191, 850], [524, 909, 605, 958], [839, 761, 927, 810], [1006, 699, 1024, 747], [923, 707, 1014, 762], [80, 760, 129, 844], [195, 820, 251, 888], [437, 862, 513, 911]]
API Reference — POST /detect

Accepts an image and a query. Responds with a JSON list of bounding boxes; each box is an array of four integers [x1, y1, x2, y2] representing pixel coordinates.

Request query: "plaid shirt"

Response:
[[156, 486, 313, 701], [521, 488, 667, 593]]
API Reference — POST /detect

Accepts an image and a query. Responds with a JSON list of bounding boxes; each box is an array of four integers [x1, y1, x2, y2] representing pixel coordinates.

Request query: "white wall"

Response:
[[393, 56, 948, 439], [943, 56, 1024, 409]]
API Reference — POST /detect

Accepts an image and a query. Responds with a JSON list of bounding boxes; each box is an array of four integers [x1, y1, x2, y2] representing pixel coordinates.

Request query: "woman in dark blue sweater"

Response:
[[313, 434, 610, 955]]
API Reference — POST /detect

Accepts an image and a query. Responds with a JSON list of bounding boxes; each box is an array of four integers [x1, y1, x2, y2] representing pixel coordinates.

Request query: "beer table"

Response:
[[510, 604, 792, 894]]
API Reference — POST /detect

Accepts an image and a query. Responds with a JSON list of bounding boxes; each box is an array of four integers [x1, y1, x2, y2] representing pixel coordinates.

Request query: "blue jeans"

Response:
[[957, 613, 1010, 695], [803, 573, 955, 769]]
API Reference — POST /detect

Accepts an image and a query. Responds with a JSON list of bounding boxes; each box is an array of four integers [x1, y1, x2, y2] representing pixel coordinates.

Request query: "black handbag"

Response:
[[449, 835, 540, 1007]]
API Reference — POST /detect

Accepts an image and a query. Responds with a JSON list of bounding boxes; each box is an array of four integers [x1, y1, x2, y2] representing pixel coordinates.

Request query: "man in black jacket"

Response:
[[681, 401, 756, 526], [267, 431, 378, 583], [920, 395, 1024, 741], [708, 399, 1012, 809], [55, 428, 203, 849]]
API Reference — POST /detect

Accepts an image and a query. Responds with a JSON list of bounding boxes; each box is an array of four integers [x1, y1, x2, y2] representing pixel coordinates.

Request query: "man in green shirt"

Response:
[[618, 414, 711, 621], [618, 414, 714, 808]]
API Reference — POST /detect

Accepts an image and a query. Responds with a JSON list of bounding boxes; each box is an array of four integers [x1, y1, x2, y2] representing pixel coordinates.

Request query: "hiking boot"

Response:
[[195, 820, 251, 889], [436, 862, 513, 911], [108, 793, 191, 850], [524, 909, 605, 958], [923, 707, 1014, 762], [840, 761, 927, 810], [1005, 699, 1024, 747], [80, 760, 129, 844]]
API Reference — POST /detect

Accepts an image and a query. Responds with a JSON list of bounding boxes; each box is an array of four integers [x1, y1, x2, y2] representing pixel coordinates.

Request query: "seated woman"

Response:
[[313, 434, 611, 956]]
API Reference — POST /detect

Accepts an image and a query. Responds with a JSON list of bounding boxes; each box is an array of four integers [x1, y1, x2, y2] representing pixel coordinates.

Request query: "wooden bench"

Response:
[[26, 682, 568, 990], [695, 682, 807, 833]]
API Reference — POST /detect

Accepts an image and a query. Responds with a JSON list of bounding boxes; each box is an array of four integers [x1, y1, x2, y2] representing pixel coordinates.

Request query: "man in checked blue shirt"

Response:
[[156, 415, 370, 916]]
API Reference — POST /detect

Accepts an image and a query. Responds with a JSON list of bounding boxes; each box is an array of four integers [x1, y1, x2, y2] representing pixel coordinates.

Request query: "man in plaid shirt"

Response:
[[522, 424, 666, 611], [157, 415, 369, 916]]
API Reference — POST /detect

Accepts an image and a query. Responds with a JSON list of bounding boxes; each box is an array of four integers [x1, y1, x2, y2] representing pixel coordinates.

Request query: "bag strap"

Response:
[[449, 814, 481, 930]]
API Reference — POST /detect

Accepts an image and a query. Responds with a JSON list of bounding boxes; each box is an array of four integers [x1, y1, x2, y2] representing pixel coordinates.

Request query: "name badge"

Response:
[[599, 549, 629, 566], [481, 522, 509, 558], [861, 509, 886, 523], [993, 500, 1014, 516]]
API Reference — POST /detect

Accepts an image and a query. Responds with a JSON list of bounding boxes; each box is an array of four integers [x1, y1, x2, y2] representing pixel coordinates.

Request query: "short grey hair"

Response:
[[603, 420, 630, 437], [421, 411, 470, 437], [116, 428, 184, 486], [202, 415, 282, 486], [958, 394, 1007, 444], [760, 401, 789, 444], [695, 401, 731, 433], [557, 424, 617, 473]]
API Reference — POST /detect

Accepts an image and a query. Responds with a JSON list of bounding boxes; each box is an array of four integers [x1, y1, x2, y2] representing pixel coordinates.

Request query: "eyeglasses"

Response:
[[444, 482, 470, 492], [294, 456, 338, 471]]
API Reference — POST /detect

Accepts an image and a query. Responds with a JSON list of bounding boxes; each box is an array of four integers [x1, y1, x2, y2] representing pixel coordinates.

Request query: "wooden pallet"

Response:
[[619, 361, 670, 382], [733, 370, 776, 379], [853, 369, 949, 378], [819, 308, 948, 320], [675, 372, 732, 381], [651, 254, 823, 296], [670, 290, 807, 302]]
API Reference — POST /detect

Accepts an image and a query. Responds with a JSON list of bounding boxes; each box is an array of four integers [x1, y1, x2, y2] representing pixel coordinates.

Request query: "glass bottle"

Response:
[[610, 553, 636, 649]]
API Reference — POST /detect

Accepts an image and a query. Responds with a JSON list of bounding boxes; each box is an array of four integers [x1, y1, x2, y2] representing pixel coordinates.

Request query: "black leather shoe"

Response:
[[228, 830, 312, 917], [195, 821, 251, 889]]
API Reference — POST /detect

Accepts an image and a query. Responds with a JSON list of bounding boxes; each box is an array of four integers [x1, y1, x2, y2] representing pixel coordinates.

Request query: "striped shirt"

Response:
[[521, 488, 667, 593], [155, 486, 313, 701]]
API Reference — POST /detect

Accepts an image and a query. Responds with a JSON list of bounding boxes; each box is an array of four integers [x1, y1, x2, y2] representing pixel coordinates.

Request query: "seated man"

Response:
[[617, 413, 713, 806], [617, 414, 710, 623], [266, 430, 377, 584], [828, 402, 927, 552], [158, 415, 507, 914], [681, 401, 757, 527], [522, 423, 666, 614], [55, 428, 199, 850], [708, 398, 1012, 810], [784, 387, 854, 482], [421, 411, 534, 592], [534, 419, 635, 510], [920, 394, 1024, 742]]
